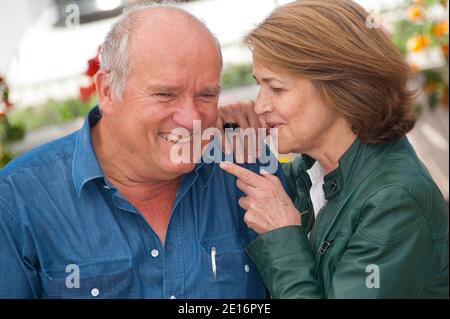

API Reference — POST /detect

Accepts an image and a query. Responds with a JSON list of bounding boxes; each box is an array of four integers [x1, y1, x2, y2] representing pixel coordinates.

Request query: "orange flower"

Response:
[[408, 5, 423, 21], [407, 35, 429, 52], [442, 43, 449, 57], [433, 22, 449, 37], [0, 111, 6, 120], [425, 82, 438, 94], [409, 63, 420, 73]]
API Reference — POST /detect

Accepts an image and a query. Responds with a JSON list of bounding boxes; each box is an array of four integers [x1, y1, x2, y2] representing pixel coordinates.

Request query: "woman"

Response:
[[218, 0, 448, 298]]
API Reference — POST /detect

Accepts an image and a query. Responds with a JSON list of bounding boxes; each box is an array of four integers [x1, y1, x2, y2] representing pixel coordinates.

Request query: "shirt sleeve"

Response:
[[0, 199, 40, 298]]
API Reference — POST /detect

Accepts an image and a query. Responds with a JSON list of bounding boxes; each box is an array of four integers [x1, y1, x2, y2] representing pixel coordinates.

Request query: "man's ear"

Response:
[[94, 70, 113, 113]]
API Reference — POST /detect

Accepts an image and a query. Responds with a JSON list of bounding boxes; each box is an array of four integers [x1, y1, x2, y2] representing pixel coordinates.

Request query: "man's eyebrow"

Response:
[[200, 86, 221, 94], [146, 85, 179, 92]]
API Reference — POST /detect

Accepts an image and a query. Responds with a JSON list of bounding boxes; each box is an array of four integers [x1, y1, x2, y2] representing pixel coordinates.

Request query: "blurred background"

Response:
[[0, 0, 448, 202]]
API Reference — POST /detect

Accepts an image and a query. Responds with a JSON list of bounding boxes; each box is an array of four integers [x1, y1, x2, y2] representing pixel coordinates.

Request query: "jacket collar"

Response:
[[302, 137, 401, 200]]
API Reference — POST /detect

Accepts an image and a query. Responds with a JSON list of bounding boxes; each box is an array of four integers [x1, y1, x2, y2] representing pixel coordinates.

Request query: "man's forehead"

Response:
[[128, 32, 221, 74], [131, 7, 209, 39], [128, 7, 219, 53]]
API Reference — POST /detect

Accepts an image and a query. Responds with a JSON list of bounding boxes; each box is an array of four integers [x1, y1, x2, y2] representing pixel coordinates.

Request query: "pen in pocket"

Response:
[[211, 246, 217, 279]]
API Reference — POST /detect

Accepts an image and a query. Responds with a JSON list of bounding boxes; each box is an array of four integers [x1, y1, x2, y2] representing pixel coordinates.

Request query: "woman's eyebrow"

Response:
[[253, 75, 286, 85]]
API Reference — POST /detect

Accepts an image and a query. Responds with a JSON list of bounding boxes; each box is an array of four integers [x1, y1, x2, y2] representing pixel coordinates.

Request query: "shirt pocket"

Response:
[[39, 258, 134, 299], [200, 233, 266, 299]]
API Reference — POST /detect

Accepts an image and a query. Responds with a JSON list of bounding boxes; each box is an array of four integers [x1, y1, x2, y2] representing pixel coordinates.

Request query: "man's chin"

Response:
[[163, 161, 197, 176]]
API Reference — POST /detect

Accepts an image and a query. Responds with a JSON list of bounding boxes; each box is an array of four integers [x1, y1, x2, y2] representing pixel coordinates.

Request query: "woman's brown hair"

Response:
[[244, 0, 417, 144]]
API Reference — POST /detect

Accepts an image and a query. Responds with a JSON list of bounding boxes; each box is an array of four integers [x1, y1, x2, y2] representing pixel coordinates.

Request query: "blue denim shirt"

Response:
[[0, 106, 287, 299]]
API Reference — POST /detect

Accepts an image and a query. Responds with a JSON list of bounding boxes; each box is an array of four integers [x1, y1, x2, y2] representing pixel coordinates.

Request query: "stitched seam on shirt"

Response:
[[0, 197, 19, 225], [0, 156, 71, 187], [4, 155, 70, 172]]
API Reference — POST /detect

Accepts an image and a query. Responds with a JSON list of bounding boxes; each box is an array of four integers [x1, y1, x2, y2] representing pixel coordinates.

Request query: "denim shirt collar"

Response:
[[72, 106, 105, 197], [72, 106, 216, 197]]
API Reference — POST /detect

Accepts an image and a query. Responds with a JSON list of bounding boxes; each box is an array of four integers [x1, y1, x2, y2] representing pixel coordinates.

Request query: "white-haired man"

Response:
[[0, 4, 285, 298]]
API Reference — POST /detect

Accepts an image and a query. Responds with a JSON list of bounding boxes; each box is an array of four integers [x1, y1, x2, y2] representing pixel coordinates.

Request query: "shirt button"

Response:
[[330, 180, 338, 191], [244, 264, 250, 273], [169, 295, 176, 299], [91, 288, 100, 297], [151, 249, 159, 258]]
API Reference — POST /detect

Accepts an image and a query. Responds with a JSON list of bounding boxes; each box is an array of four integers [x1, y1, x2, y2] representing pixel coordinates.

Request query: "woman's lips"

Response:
[[266, 122, 285, 129], [266, 122, 285, 135]]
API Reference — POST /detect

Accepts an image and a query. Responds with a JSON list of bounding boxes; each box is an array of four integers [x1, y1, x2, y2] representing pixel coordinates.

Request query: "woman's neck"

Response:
[[305, 120, 357, 174]]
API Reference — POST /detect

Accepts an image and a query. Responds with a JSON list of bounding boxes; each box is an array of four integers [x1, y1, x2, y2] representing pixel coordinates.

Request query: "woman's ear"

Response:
[[94, 70, 113, 113]]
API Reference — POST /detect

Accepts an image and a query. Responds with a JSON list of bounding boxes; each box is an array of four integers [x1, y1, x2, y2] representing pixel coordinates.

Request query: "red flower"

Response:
[[85, 56, 100, 77], [79, 82, 96, 102], [5, 99, 13, 109], [79, 47, 101, 102]]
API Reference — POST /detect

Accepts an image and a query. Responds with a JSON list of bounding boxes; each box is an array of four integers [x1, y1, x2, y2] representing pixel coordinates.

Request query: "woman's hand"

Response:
[[219, 161, 301, 234], [217, 101, 266, 163]]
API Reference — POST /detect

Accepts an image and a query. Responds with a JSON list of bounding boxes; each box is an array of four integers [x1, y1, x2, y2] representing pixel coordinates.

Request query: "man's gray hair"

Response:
[[99, 1, 222, 101]]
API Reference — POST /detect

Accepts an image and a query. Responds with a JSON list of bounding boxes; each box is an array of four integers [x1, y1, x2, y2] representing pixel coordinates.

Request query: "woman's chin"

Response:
[[276, 143, 296, 155]]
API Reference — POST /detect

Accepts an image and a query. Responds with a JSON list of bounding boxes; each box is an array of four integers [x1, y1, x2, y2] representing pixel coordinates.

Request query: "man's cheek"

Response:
[[201, 110, 219, 127]]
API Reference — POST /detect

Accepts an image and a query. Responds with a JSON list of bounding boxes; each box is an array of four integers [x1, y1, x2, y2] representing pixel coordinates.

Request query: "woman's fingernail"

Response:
[[260, 169, 270, 175], [220, 161, 231, 168]]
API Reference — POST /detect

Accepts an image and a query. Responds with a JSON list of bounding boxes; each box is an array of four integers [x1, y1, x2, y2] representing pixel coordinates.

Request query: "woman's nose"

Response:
[[254, 90, 273, 115]]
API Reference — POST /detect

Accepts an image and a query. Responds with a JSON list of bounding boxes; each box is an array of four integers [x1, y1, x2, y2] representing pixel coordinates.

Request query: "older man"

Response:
[[0, 4, 283, 298]]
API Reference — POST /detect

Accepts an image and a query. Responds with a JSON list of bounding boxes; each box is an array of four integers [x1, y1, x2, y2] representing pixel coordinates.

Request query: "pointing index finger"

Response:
[[219, 162, 265, 187]]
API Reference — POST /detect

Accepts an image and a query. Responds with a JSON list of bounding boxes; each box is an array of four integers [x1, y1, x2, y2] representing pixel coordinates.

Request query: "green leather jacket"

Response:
[[246, 137, 449, 298]]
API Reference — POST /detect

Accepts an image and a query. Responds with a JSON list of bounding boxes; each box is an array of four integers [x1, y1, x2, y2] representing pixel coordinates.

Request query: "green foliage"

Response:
[[0, 118, 25, 168], [9, 64, 254, 132], [0, 148, 13, 167], [390, 0, 449, 112], [8, 95, 96, 131], [221, 64, 254, 90]]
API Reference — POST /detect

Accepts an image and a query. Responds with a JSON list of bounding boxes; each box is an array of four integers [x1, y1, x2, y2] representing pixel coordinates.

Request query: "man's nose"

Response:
[[254, 90, 273, 115], [172, 99, 202, 130]]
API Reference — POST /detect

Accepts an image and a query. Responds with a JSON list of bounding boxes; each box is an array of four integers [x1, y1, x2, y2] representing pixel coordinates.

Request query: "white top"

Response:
[[306, 161, 327, 218]]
